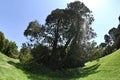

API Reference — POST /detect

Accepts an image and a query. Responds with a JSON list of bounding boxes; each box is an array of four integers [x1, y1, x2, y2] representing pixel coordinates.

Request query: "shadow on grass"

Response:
[[7, 61, 100, 80], [80, 64, 100, 77]]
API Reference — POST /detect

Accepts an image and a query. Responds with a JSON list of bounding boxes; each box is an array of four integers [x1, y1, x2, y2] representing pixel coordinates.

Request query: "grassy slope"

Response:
[[0, 53, 29, 80], [78, 49, 120, 80], [0, 52, 75, 80], [0, 52, 54, 80], [0, 49, 120, 80], [0, 52, 53, 80]]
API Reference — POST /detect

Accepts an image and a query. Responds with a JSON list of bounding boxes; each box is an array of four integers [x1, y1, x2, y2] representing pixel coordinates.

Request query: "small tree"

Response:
[[6, 41, 19, 58], [19, 43, 33, 64]]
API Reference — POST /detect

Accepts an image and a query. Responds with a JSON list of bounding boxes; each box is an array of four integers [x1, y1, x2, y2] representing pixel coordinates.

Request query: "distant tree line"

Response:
[[0, 31, 19, 58], [100, 16, 120, 56]]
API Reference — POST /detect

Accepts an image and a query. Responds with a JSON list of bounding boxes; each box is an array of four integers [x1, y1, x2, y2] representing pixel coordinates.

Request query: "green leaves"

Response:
[[0, 32, 5, 52], [0, 31, 19, 58], [24, 20, 45, 45], [23, 1, 96, 70]]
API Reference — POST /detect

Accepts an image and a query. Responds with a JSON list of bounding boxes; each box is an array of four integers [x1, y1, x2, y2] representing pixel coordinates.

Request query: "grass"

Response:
[[0, 53, 29, 80], [0, 49, 120, 80], [78, 49, 120, 80]]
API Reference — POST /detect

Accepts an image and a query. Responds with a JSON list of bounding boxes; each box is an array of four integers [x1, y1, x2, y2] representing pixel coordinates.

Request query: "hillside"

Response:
[[78, 49, 120, 80], [0, 53, 29, 80], [0, 49, 120, 80]]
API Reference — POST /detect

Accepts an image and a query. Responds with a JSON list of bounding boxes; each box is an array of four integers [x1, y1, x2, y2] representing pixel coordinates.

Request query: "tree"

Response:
[[45, 1, 95, 69], [86, 41, 104, 61], [45, 9, 78, 69], [0, 31, 19, 58], [3, 39, 10, 55], [100, 43, 107, 48], [100, 34, 114, 56], [100, 17, 120, 56], [101, 27, 117, 48], [118, 16, 120, 24], [23, 1, 96, 70], [108, 27, 117, 42], [0, 31, 5, 52], [114, 24, 120, 49], [24, 20, 45, 47], [104, 34, 111, 45], [19, 43, 33, 64], [31, 44, 50, 65], [6, 41, 19, 58], [64, 1, 96, 68]]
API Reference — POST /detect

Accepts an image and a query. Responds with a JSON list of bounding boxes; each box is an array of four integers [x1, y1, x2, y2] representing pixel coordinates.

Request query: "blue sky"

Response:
[[0, 0, 120, 50]]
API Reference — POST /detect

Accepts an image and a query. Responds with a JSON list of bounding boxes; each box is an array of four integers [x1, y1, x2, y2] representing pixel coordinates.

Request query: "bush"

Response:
[[31, 44, 51, 65], [6, 41, 19, 58], [19, 52, 33, 64], [19, 44, 33, 64]]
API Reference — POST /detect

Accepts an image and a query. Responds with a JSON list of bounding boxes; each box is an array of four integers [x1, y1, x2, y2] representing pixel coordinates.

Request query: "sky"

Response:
[[0, 0, 120, 50]]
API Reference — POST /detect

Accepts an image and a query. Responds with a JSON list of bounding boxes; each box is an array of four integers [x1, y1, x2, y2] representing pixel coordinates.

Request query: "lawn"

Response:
[[0, 49, 120, 80], [78, 49, 120, 80]]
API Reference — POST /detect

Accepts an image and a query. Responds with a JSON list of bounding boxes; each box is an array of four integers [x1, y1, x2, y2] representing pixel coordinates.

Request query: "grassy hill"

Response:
[[0, 49, 120, 80], [78, 49, 120, 80], [0, 53, 29, 80]]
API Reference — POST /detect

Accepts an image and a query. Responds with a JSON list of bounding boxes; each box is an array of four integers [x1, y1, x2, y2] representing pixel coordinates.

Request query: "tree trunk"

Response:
[[50, 22, 60, 70]]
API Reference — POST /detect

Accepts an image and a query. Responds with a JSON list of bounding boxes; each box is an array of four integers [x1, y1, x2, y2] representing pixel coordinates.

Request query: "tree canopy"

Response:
[[22, 1, 96, 70], [0, 31, 19, 58], [100, 16, 120, 56]]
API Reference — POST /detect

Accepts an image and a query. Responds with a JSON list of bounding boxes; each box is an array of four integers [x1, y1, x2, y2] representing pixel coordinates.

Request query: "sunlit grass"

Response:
[[0, 49, 120, 80], [0, 53, 29, 80], [78, 49, 120, 80]]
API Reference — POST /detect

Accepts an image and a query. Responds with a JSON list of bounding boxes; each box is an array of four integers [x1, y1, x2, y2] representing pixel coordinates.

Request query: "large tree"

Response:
[[45, 1, 96, 69], [23, 1, 96, 70]]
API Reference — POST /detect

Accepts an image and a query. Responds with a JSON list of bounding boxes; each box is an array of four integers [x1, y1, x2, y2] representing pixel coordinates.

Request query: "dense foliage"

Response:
[[100, 16, 120, 56], [0, 31, 19, 58], [20, 1, 97, 70]]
